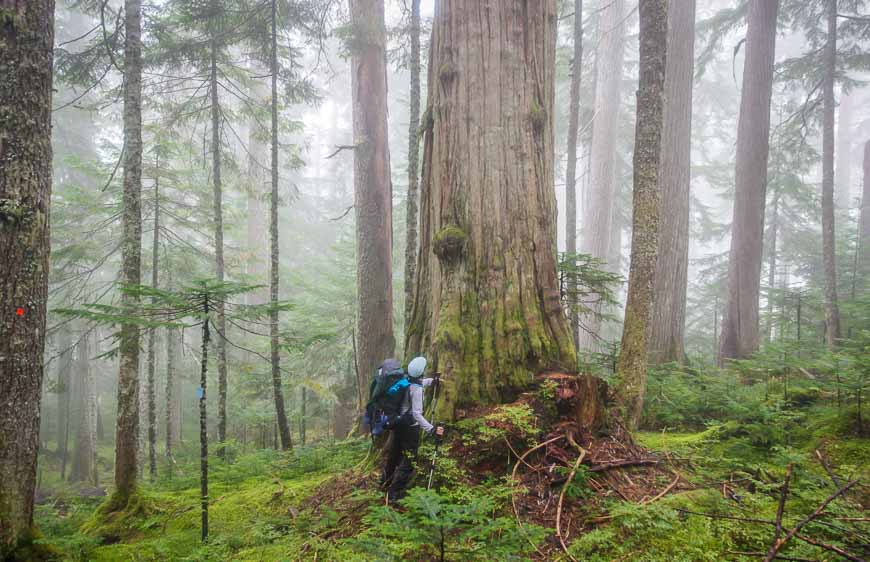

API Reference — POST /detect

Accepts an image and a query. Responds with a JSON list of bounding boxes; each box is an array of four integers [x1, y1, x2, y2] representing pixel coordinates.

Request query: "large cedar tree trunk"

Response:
[[564, 0, 583, 352], [405, 0, 577, 418], [350, 0, 395, 393], [718, 0, 778, 364], [648, 0, 694, 365], [403, 0, 422, 337], [614, 0, 668, 429], [821, 0, 841, 349], [578, 0, 625, 352], [0, 0, 54, 552], [113, 0, 144, 507], [270, 0, 292, 450]]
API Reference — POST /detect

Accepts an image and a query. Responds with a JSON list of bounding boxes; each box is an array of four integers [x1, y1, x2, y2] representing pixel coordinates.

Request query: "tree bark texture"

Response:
[[146, 157, 159, 478], [0, 1, 54, 552], [578, 0, 625, 352], [765, 190, 780, 343], [270, 0, 292, 451], [648, 0, 694, 366], [57, 331, 72, 479], [405, 0, 577, 418], [350, 0, 395, 388], [403, 0, 422, 338], [70, 331, 98, 486], [565, 0, 583, 352], [210, 33, 229, 449], [835, 88, 853, 210], [165, 326, 178, 463], [614, 0, 667, 429], [199, 306, 210, 542], [114, 0, 144, 507], [718, 0, 778, 364], [246, 62, 269, 306], [860, 140, 870, 282], [821, 0, 841, 349]]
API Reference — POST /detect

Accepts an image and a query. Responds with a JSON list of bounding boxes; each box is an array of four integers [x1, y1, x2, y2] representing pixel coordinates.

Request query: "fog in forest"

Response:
[[2, 0, 869, 560]]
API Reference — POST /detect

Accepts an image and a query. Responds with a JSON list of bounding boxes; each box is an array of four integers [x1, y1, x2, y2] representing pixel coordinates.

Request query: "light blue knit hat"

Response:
[[408, 356, 427, 378]]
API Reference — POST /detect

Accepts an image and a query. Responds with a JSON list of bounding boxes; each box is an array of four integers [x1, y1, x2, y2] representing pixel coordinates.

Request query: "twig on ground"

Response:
[[814, 449, 842, 489], [773, 464, 794, 544], [642, 473, 681, 505], [763, 479, 859, 562], [794, 533, 866, 562], [728, 552, 815, 562], [588, 459, 659, 472], [555, 434, 587, 562], [509, 434, 564, 558]]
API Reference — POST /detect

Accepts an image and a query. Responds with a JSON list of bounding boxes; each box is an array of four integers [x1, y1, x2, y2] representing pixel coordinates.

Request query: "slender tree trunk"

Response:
[[246, 61, 269, 306], [404, 0, 422, 338], [649, 0, 694, 365], [57, 331, 72, 479], [113, 0, 144, 508], [765, 190, 780, 343], [199, 304, 210, 542], [578, 0, 626, 352], [614, 0, 667, 429], [405, 0, 578, 417], [70, 331, 98, 486], [350, 0, 395, 388], [269, 0, 292, 451], [835, 89, 853, 210], [300, 387, 307, 446], [146, 155, 159, 479], [0, 1, 54, 551], [859, 140, 870, 281], [165, 325, 177, 469], [821, 0, 841, 349], [210, 32, 229, 451], [565, 0, 584, 352], [718, 0, 779, 364]]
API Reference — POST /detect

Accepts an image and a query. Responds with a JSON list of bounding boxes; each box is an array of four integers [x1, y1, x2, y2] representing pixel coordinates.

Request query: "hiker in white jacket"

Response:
[[381, 356, 444, 503]]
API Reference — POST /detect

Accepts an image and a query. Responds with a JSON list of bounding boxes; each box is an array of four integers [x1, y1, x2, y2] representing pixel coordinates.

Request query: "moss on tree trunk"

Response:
[[0, 0, 55, 556], [405, 0, 577, 419]]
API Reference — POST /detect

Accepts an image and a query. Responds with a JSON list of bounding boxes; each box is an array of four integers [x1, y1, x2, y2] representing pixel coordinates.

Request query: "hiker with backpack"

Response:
[[365, 356, 444, 504]]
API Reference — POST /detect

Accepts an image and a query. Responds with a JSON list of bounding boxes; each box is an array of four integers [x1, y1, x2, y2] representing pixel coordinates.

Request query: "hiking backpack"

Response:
[[364, 358, 410, 436]]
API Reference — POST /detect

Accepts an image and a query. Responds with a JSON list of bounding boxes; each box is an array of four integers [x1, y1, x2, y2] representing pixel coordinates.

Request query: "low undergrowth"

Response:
[[34, 374, 869, 561]]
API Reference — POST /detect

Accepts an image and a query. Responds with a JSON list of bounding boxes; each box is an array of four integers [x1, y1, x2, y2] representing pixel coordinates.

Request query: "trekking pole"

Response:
[[427, 374, 442, 490]]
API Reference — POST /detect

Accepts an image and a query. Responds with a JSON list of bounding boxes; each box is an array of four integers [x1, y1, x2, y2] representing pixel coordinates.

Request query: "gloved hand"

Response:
[[433, 424, 445, 442]]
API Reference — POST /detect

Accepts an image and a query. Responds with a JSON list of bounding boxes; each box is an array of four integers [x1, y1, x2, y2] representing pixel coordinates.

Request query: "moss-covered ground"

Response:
[[34, 396, 868, 561]]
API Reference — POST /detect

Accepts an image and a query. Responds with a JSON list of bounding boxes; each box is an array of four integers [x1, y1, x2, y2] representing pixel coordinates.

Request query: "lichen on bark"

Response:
[[405, 0, 576, 420]]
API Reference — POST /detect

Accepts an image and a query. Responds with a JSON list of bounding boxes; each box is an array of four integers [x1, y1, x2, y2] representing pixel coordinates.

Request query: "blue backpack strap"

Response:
[[387, 378, 410, 395]]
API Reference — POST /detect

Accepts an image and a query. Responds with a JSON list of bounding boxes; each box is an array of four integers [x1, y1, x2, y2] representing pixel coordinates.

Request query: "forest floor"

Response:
[[34, 395, 870, 561]]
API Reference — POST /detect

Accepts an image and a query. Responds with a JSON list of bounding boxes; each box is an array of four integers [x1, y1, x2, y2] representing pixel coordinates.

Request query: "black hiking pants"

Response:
[[381, 422, 421, 503]]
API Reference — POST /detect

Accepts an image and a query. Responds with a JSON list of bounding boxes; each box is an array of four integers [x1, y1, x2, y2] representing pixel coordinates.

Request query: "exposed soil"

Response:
[[307, 372, 689, 559]]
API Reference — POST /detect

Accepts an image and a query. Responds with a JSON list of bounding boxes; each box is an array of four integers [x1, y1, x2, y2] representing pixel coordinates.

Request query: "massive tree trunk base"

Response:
[[410, 282, 576, 421], [1, 527, 60, 562], [81, 489, 154, 544]]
